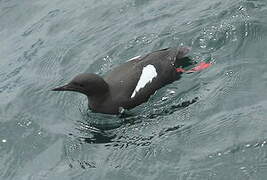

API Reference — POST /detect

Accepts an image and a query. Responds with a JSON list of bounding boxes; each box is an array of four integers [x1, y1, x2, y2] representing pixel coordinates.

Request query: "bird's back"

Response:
[[102, 47, 184, 111]]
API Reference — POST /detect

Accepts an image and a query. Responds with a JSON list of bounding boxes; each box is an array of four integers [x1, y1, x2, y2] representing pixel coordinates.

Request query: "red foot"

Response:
[[175, 68, 186, 73], [176, 62, 212, 73]]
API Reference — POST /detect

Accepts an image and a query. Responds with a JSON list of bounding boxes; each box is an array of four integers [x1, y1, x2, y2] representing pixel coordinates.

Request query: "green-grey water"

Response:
[[1, 0, 267, 179]]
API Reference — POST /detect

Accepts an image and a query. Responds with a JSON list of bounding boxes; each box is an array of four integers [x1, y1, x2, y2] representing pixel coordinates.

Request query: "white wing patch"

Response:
[[131, 64, 157, 98], [127, 55, 141, 62]]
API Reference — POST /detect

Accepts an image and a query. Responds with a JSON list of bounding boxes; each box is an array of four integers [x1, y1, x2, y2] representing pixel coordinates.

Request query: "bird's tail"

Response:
[[174, 47, 194, 68]]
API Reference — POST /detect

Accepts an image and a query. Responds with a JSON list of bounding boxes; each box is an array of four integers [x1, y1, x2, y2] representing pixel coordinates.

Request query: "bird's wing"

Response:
[[130, 64, 158, 98]]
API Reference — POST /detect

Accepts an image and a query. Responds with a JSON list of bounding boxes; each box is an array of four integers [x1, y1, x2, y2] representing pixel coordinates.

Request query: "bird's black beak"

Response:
[[52, 84, 72, 91], [52, 83, 89, 95]]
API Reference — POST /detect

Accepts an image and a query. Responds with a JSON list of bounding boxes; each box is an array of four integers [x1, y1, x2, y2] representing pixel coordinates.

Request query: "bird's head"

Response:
[[52, 73, 109, 96]]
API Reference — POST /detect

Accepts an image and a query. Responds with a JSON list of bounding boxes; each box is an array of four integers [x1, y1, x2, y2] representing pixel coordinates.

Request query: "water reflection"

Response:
[[70, 96, 198, 146]]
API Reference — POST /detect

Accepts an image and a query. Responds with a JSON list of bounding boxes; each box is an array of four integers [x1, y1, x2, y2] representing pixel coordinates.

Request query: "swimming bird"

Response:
[[52, 47, 211, 114]]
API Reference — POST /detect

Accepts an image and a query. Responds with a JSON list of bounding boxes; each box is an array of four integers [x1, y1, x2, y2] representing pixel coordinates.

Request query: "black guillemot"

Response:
[[52, 47, 212, 114]]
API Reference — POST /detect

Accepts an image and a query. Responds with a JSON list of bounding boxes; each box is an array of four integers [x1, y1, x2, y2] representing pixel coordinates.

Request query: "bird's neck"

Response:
[[87, 92, 110, 113]]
